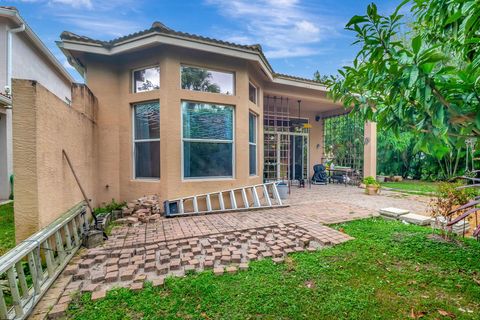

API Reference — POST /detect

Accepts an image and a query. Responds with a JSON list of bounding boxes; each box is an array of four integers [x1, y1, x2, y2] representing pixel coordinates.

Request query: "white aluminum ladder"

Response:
[[164, 182, 285, 217]]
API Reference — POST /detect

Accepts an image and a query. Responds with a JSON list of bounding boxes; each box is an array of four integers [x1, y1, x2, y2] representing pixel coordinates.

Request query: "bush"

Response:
[[94, 199, 126, 217], [363, 176, 379, 187], [428, 182, 477, 220]]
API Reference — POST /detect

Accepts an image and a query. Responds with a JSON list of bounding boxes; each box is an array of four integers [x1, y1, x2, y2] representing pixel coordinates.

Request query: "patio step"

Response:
[[379, 207, 410, 220], [163, 182, 286, 217], [399, 213, 433, 226]]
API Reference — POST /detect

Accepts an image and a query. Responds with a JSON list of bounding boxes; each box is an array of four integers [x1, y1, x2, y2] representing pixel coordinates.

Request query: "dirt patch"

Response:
[[427, 234, 466, 247], [391, 232, 419, 242], [304, 280, 316, 289]]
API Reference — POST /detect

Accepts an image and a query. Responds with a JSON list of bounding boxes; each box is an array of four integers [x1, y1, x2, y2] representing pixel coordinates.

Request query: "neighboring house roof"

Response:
[[0, 6, 74, 84], [58, 22, 327, 91]]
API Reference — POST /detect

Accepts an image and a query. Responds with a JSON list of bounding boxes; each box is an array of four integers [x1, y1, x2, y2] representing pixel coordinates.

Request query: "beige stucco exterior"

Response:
[[11, 24, 377, 241], [80, 44, 357, 207], [363, 121, 377, 177], [12, 79, 97, 242], [83, 46, 264, 206]]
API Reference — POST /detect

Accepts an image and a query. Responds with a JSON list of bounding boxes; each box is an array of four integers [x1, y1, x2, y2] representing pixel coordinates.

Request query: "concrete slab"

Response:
[[432, 216, 470, 234], [399, 213, 433, 226], [379, 207, 410, 220]]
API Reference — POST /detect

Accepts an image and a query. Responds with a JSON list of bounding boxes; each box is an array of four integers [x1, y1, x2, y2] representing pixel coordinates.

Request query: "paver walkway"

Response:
[[33, 184, 429, 319]]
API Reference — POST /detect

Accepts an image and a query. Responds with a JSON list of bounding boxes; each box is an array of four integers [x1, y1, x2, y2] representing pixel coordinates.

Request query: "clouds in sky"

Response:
[[206, 0, 340, 59], [16, 0, 141, 38]]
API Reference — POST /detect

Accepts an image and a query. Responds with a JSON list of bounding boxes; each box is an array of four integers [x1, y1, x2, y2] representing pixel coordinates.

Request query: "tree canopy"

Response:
[[328, 0, 480, 176]]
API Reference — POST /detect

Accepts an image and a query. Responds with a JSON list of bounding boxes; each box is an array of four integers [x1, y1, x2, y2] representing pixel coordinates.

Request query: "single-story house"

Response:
[[12, 21, 377, 241], [57, 21, 377, 204]]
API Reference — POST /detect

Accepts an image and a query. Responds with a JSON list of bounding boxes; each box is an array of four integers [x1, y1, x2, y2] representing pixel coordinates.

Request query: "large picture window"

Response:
[[133, 66, 160, 93], [181, 65, 234, 95], [249, 112, 257, 175], [182, 101, 234, 178], [133, 101, 160, 179]]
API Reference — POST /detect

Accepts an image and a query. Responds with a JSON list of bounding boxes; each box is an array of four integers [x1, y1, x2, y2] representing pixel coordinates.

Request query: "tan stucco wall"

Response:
[[363, 121, 377, 178], [304, 111, 324, 177], [84, 46, 263, 206], [12, 79, 97, 242]]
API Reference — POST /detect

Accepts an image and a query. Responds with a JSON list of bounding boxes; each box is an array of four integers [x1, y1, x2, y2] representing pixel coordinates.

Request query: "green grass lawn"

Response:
[[381, 180, 440, 195], [68, 219, 480, 320], [0, 202, 15, 256]]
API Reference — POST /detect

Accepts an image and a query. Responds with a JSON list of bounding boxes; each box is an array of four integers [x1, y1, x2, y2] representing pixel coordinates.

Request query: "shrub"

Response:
[[428, 182, 478, 238], [363, 176, 379, 187], [94, 199, 126, 217]]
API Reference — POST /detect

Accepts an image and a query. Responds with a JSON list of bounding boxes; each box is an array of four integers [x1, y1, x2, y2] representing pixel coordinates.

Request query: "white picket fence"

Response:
[[0, 202, 88, 320]]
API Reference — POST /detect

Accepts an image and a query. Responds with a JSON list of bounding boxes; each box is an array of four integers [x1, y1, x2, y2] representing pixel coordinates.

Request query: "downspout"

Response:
[[7, 23, 26, 91], [4, 23, 25, 200]]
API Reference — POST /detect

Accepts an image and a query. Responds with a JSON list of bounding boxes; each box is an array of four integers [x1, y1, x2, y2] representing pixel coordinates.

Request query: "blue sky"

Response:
[[5, 0, 402, 82]]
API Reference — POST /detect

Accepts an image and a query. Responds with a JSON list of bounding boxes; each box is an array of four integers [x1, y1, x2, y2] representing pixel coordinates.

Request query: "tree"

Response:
[[328, 0, 480, 178], [181, 67, 221, 93], [313, 71, 331, 84]]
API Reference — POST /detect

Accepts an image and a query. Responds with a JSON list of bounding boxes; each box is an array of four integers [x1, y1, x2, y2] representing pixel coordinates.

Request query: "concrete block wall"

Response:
[[12, 79, 97, 242]]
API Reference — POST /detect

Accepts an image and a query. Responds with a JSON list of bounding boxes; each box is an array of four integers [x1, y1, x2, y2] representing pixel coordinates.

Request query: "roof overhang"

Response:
[[0, 7, 74, 84], [58, 30, 329, 93]]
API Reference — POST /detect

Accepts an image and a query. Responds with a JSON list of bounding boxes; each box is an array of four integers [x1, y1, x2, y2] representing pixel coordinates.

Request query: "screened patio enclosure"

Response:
[[262, 94, 367, 183], [263, 96, 310, 183], [322, 112, 364, 175]]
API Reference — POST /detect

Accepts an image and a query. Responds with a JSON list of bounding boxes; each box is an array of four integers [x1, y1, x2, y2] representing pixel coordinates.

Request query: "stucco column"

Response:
[[363, 121, 377, 178]]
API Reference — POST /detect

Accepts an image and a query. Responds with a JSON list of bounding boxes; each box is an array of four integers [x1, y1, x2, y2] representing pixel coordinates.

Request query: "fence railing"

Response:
[[0, 202, 88, 320]]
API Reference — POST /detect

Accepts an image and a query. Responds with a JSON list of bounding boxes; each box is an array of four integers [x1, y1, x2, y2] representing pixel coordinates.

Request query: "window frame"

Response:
[[249, 111, 258, 176], [131, 65, 160, 94], [180, 64, 236, 96], [181, 100, 235, 181], [131, 101, 161, 180], [248, 81, 258, 104]]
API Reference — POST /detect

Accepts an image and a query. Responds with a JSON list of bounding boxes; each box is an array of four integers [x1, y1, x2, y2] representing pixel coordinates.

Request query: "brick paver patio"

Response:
[[33, 184, 429, 319]]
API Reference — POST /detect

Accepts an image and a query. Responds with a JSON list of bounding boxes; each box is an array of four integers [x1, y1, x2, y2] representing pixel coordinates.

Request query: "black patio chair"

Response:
[[311, 164, 328, 185]]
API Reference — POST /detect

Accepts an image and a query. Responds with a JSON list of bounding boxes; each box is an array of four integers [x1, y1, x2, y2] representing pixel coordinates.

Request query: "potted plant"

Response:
[[363, 176, 380, 195], [376, 173, 386, 183]]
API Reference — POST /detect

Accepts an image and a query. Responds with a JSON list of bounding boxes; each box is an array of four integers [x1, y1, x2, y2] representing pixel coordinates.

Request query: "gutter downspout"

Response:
[[7, 23, 26, 91], [4, 23, 25, 200]]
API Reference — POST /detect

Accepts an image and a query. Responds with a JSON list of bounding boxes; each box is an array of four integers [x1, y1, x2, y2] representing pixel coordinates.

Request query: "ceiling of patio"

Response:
[[263, 82, 345, 115]]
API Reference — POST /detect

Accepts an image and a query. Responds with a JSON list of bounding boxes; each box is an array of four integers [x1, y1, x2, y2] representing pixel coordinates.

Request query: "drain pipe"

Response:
[[6, 23, 26, 91], [4, 23, 24, 201]]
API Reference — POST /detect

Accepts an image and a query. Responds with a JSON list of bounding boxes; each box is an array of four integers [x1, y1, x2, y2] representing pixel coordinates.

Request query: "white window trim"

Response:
[[249, 112, 258, 176], [180, 64, 236, 96], [248, 81, 258, 105], [132, 65, 160, 94], [181, 101, 235, 181], [132, 102, 160, 180]]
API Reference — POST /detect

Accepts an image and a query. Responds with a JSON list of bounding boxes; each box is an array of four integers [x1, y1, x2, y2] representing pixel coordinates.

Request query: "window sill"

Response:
[[182, 177, 235, 182], [130, 178, 161, 183], [132, 89, 160, 94]]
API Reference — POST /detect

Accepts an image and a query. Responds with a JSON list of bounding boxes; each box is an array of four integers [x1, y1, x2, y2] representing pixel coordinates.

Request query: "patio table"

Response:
[[326, 167, 355, 186]]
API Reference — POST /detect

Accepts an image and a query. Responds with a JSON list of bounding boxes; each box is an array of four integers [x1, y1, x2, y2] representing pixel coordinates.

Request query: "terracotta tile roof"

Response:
[[273, 73, 323, 85], [60, 21, 264, 52], [60, 21, 322, 86], [0, 6, 17, 10]]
